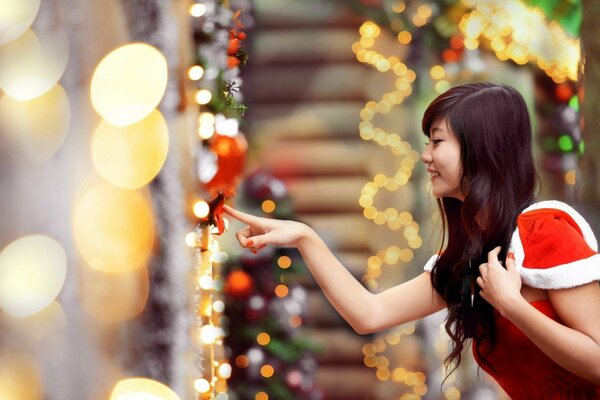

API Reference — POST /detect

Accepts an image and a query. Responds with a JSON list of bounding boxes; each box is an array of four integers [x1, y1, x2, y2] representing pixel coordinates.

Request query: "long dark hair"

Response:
[[422, 83, 539, 374]]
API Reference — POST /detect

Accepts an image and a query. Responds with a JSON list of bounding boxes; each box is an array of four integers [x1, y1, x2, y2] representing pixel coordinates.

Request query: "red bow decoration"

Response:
[[207, 192, 230, 235]]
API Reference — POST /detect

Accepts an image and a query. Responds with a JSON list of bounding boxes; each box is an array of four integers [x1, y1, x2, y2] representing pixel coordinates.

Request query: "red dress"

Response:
[[424, 200, 600, 399]]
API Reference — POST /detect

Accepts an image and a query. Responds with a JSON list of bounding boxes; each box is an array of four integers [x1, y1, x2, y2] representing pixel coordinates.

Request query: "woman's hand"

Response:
[[223, 205, 312, 251], [476, 246, 525, 316]]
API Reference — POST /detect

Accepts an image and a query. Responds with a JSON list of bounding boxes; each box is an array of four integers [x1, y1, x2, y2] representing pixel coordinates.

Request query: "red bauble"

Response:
[[226, 270, 254, 299], [203, 132, 247, 196]]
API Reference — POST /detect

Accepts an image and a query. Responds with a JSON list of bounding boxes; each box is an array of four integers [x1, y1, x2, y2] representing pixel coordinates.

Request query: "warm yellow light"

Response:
[[376, 367, 391, 381], [200, 324, 219, 344], [255, 392, 269, 400], [397, 31, 412, 44], [565, 170, 576, 185], [188, 65, 204, 80], [189, 3, 207, 17], [80, 264, 149, 323], [0, 235, 66, 318], [417, 5, 432, 19], [391, 1, 405, 13], [195, 89, 212, 105], [73, 183, 155, 272], [198, 123, 215, 139], [110, 378, 181, 400], [193, 200, 210, 218], [92, 109, 169, 189], [444, 386, 461, 400], [0, 0, 40, 44], [91, 43, 168, 126], [430, 65, 445, 80], [359, 21, 380, 38], [194, 378, 211, 393], [257, 332, 271, 346], [275, 284, 289, 297], [199, 112, 215, 125], [185, 232, 197, 247], [261, 200, 276, 213], [0, 29, 69, 100], [0, 84, 70, 163], [277, 256, 291, 269], [260, 364, 274, 378], [217, 363, 232, 379]]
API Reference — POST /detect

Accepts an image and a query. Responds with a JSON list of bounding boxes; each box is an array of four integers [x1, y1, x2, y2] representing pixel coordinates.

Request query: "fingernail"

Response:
[[250, 249, 257, 254], [258, 244, 265, 249], [247, 239, 254, 246], [508, 252, 515, 260]]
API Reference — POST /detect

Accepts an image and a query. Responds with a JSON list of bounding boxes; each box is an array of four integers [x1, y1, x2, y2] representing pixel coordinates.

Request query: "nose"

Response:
[[421, 144, 432, 164]]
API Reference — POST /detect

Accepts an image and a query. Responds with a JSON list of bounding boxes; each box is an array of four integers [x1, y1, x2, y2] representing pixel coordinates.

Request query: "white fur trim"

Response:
[[519, 254, 600, 289], [520, 200, 598, 251], [423, 254, 440, 272], [510, 200, 600, 289]]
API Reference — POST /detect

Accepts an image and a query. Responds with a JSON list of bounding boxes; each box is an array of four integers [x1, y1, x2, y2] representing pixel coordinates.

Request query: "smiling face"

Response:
[[421, 117, 465, 201]]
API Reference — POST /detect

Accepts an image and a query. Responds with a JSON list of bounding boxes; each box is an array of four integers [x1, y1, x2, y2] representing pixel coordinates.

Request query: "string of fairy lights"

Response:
[[353, 17, 432, 400], [185, 2, 232, 399], [459, 0, 579, 83]]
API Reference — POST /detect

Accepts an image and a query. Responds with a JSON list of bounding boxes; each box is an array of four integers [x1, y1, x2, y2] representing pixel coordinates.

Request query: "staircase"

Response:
[[242, 1, 433, 398]]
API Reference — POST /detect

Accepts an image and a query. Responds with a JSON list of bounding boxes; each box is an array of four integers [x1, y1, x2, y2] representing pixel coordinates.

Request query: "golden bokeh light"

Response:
[[257, 332, 271, 345], [0, 84, 70, 163], [194, 378, 211, 393], [73, 183, 155, 272], [80, 265, 149, 323], [260, 364, 274, 378], [92, 109, 169, 189], [261, 200, 276, 213], [188, 65, 204, 80], [0, 29, 69, 100], [0, 350, 42, 400], [0, 0, 40, 45], [195, 89, 212, 105], [0, 235, 66, 318], [91, 43, 167, 126], [189, 3, 207, 17], [110, 378, 181, 400], [193, 200, 210, 218]]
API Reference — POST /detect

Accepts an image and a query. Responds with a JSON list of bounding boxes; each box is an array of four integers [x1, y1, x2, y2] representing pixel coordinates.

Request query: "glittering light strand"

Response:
[[459, 0, 579, 82]]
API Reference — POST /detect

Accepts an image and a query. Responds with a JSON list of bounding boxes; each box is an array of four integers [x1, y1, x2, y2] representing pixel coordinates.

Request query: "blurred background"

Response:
[[0, 0, 597, 399]]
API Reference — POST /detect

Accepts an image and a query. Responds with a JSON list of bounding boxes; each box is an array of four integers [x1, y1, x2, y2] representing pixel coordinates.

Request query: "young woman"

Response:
[[224, 83, 600, 399]]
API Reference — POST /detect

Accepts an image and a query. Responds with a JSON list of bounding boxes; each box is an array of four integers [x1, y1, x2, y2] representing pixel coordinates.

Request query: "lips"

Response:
[[427, 169, 440, 180]]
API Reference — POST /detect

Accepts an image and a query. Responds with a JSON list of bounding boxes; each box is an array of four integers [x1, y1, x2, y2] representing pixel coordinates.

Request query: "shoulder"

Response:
[[510, 200, 600, 289]]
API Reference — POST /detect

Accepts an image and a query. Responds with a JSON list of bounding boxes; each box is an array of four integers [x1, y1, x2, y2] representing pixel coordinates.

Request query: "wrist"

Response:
[[498, 293, 527, 318], [295, 223, 316, 248]]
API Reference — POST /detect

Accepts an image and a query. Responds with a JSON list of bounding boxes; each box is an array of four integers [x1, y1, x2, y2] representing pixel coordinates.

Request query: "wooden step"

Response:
[[254, 139, 372, 178], [253, 0, 363, 29], [303, 327, 370, 364], [315, 366, 378, 400], [245, 63, 368, 103], [249, 28, 360, 65], [285, 176, 366, 213], [247, 101, 363, 140]]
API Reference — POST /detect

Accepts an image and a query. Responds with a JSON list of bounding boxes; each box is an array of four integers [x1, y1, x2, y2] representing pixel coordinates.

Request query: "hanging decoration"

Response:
[[222, 170, 323, 400]]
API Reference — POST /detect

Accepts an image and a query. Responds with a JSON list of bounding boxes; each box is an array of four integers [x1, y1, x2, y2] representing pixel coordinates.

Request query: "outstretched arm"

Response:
[[224, 205, 446, 334], [478, 247, 600, 384]]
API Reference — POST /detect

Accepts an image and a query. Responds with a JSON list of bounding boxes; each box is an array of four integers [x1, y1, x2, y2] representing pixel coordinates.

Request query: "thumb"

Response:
[[487, 246, 501, 264]]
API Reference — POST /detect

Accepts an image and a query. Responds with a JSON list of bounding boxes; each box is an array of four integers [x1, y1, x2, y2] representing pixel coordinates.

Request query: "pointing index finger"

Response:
[[223, 205, 259, 225]]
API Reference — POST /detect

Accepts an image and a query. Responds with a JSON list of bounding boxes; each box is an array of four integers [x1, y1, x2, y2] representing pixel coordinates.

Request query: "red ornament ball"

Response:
[[226, 270, 254, 299]]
